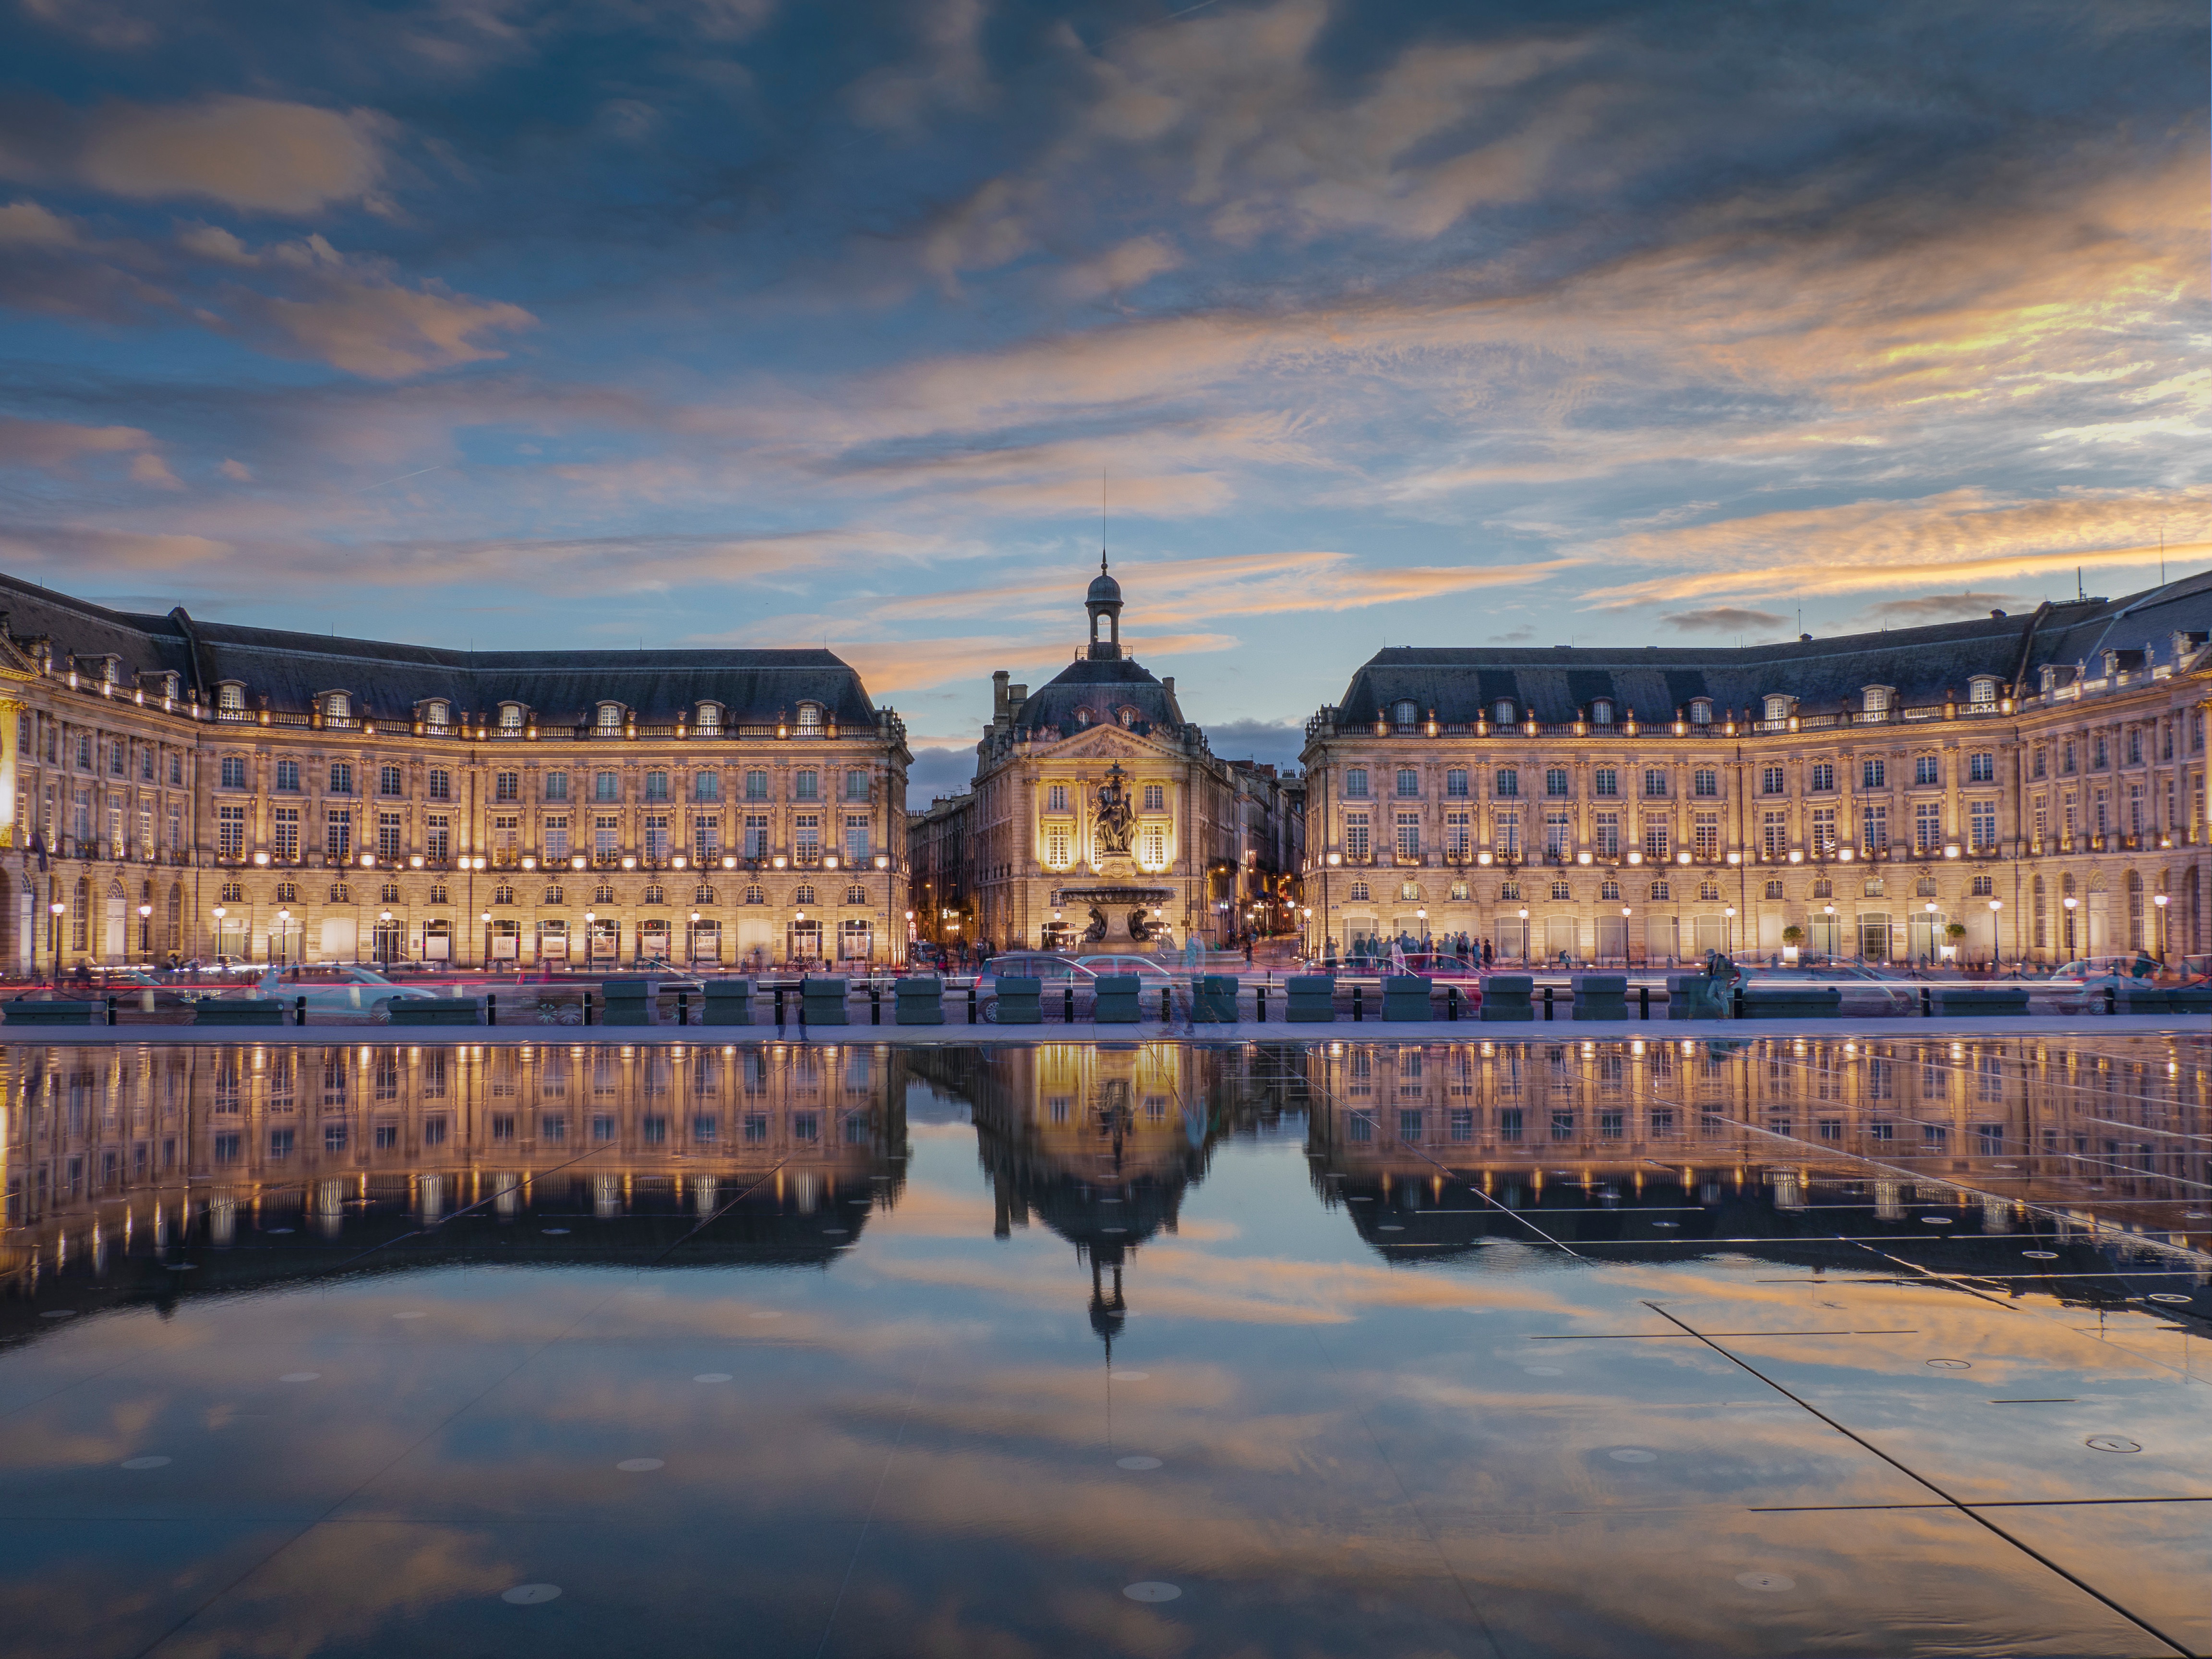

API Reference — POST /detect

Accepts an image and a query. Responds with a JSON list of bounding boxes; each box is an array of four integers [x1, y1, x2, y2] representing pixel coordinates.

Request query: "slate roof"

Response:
[[0, 570, 883, 725], [1326, 572, 2212, 724], [1012, 655, 1183, 738]]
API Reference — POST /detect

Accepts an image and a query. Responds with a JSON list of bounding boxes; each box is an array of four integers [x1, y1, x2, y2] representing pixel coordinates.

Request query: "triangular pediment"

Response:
[[1035, 723, 1178, 762], [0, 632, 39, 683]]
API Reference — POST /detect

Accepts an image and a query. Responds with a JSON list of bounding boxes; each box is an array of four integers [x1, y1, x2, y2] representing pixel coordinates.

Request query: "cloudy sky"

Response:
[[1, 0, 2204, 793]]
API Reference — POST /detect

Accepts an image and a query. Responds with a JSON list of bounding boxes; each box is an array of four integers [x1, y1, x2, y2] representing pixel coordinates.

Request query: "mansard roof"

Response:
[[1012, 654, 1184, 739], [1328, 571, 2212, 724], [0, 571, 882, 726]]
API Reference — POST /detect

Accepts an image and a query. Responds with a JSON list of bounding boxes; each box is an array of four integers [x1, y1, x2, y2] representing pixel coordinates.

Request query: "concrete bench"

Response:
[[2171, 986, 2212, 1014], [388, 997, 481, 1026], [1479, 974, 1534, 1022], [1192, 974, 1239, 1023], [1740, 986, 1841, 1019], [599, 977, 658, 1026], [3, 999, 99, 1026], [1666, 973, 1726, 1020], [992, 975, 1042, 1024], [800, 975, 851, 1026], [894, 974, 945, 1025], [1572, 974, 1627, 1021], [1931, 985, 2029, 1017], [1092, 976, 1143, 1024], [1381, 975, 1432, 1021], [1285, 974, 1336, 1022], [700, 980, 754, 1025]]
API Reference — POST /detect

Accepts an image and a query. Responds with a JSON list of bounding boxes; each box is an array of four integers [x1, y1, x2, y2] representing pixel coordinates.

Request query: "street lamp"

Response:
[[48, 899, 63, 985], [378, 909, 393, 972], [2154, 892, 2170, 965], [1723, 904, 1736, 954], [136, 901, 152, 961], [1988, 898, 2003, 970], [2062, 891, 2080, 956], [276, 908, 291, 967], [480, 910, 493, 972]]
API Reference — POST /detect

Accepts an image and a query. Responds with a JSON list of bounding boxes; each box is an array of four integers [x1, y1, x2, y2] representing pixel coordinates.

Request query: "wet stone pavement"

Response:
[[0, 1033, 2207, 1658]]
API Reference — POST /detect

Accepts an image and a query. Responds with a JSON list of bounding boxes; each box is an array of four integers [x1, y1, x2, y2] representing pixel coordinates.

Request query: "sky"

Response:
[[0, 0, 2205, 799]]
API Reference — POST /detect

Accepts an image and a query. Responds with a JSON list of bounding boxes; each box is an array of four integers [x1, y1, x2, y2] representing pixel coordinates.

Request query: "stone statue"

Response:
[[1128, 908, 1153, 942], [1084, 906, 1108, 942], [1095, 765, 1134, 855]]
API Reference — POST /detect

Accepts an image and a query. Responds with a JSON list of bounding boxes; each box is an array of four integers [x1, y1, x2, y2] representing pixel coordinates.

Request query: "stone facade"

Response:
[[909, 564, 1302, 954], [1300, 581, 2212, 966], [0, 572, 910, 972]]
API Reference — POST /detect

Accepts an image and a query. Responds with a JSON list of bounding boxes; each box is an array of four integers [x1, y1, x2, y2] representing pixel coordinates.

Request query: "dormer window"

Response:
[[1863, 685, 1892, 715], [1968, 675, 1998, 705], [695, 702, 721, 733], [795, 703, 824, 735], [216, 682, 245, 713], [1763, 694, 1792, 722], [324, 692, 349, 721], [499, 703, 525, 729], [1392, 699, 1418, 726], [1118, 706, 1138, 728], [1075, 707, 1094, 727], [1493, 699, 1515, 725], [597, 702, 624, 732], [1689, 698, 1712, 725], [424, 700, 451, 728], [1591, 698, 1613, 726]]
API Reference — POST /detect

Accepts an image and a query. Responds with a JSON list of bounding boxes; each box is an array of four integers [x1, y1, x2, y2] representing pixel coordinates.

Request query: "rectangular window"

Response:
[[1395, 811, 1420, 859], [1761, 765, 1785, 795], [845, 813, 871, 863], [1494, 811, 1520, 860], [1969, 752, 1995, 783], [217, 803, 246, 857], [1693, 768, 1718, 798], [493, 813, 520, 860], [1142, 783, 1165, 810], [1445, 769, 1469, 798], [794, 814, 821, 864], [845, 770, 869, 802], [1644, 819, 1670, 860], [275, 759, 300, 792], [1045, 823, 1071, 868], [1970, 801, 1997, 850], [1915, 801, 1942, 852], [380, 764, 403, 796], [1593, 812, 1619, 858], [168, 804, 181, 851], [594, 815, 619, 861], [795, 770, 819, 801], [744, 814, 769, 857], [329, 763, 354, 795], [378, 812, 403, 861], [745, 769, 769, 800], [1592, 768, 1619, 797], [1811, 806, 1836, 854], [594, 771, 620, 802], [1046, 783, 1068, 811], [1693, 813, 1719, 859], [644, 814, 670, 861], [1445, 811, 1470, 859], [694, 771, 720, 802], [1863, 804, 1888, 851], [425, 815, 450, 863], [544, 772, 569, 802], [1643, 768, 1668, 798], [645, 770, 669, 801], [220, 755, 247, 789], [1344, 813, 1370, 862], [1545, 768, 1569, 798], [693, 817, 721, 861], [1809, 762, 1833, 792], [543, 816, 569, 861], [495, 770, 519, 801], [1761, 810, 1786, 859], [1396, 769, 1419, 797], [1545, 810, 1572, 858], [1345, 769, 1369, 798], [1915, 755, 1939, 786], [1494, 769, 1518, 798], [272, 806, 300, 861], [1140, 822, 1167, 869], [1863, 758, 1886, 789], [325, 808, 351, 862]]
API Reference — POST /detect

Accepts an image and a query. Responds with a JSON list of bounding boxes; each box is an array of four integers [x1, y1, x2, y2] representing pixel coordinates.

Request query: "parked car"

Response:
[[973, 952, 1179, 1020], [1735, 961, 1920, 1014]]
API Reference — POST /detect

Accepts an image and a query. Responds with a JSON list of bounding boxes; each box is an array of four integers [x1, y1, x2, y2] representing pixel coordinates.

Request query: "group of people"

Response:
[[1329, 931, 1495, 971]]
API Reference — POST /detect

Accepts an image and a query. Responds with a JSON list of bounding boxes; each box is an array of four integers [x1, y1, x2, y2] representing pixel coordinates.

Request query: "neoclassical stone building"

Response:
[[911, 563, 1301, 953], [0, 572, 910, 973], [1300, 577, 2212, 966]]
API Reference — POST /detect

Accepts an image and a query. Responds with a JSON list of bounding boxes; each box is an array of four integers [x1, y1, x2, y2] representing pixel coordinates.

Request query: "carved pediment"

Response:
[[1036, 723, 1177, 762]]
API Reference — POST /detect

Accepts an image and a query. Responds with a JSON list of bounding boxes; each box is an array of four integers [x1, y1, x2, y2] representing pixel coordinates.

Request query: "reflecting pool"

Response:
[[2, 1036, 2208, 1657]]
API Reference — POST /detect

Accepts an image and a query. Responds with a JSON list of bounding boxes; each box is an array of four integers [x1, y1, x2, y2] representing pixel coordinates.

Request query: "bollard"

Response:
[[870, 985, 881, 1025], [1065, 984, 1075, 1023], [487, 994, 498, 1028], [582, 991, 594, 1027], [106, 996, 117, 1027], [1256, 986, 1267, 1022], [2104, 983, 2116, 1017], [1731, 983, 1745, 1019], [1543, 985, 1554, 1021], [1639, 986, 1649, 1021], [1920, 985, 1932, 1019], [1352, 985, 1363, 1022], [969, 984, 979, 1024], [1161, 986, 1171, 1022], [774, 986, 786, 1027], [678, 991, 690, 1027], [296, 995, 307, 1027], [1446, 985, 1458, 1022]]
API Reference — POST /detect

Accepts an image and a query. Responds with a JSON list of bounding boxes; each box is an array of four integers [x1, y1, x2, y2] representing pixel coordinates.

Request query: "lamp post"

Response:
[[584, 910, 597, 971], [2153, 891, 2170, 966], [378, 909, 393, 972], [480, 910, 493, 973], [275, 908, 291, 968], [137, 901, 152, 962], [48, 899, 64, 986], [2062, 892, 2080, 957], [211, 904, 226, 971], [1517, 906, 1529, 966], [1987, 898, 2003, 971], [1620, 904, 1632, 968], [1722, 904, 1735, 955]]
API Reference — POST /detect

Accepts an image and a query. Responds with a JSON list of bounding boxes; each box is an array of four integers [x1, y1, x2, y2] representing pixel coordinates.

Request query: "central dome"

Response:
[[1087, 569, 1122, 603]]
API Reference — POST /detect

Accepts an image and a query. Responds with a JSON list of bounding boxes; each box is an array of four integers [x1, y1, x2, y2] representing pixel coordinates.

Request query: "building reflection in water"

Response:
[[2, 1036, 2205, 1319], [0, 1042, 909, 1302]]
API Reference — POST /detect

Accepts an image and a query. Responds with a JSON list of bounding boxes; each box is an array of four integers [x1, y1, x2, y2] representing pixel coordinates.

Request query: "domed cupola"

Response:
[[1086, 553, 1124, 661]]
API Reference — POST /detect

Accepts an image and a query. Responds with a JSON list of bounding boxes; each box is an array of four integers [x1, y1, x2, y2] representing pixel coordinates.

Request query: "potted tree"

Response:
[[1780, 924, 1804, 964]]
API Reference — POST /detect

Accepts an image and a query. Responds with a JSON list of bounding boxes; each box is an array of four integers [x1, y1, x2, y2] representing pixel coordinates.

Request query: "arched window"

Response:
[[794, 884, 817, 906], [424, 700, 450, 727], [1764, 695, 1791, 722], [796, 703, 824, 734], [1591, 699, 1613, 726], [1117, 706, 1138, 728], [499, 703, 525, 729], [328, 883, 350, 904], [597, 702, 624, 732], [846, 883, 868, 905], [1599, 878, 1620, 901], [643, 884, 665, 906], [1493, 700, 1515, 725], [1347, 881, 1370, 902], [1689, 698, 1712, 725], [1812, 878, 1833, 898], [1863, 686, 1892, 715], [745, 884, 765, 905], [325, 692, 349, 721], [1764, 879, 1783, 899], [1074, 707, 1094, 726], [1393, 699, 1418, 726], [695, 703, 721, 733], [1968, 676, 1998, 705], [217, 682, 245, 713], [694, 884, 715, 904]]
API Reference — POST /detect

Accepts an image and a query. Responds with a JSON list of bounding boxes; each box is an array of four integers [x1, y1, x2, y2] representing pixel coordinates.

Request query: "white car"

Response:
[[256, 965, 417, 1021]]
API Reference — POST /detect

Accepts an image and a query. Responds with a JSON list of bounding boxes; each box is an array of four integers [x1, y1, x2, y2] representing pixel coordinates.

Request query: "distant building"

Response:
[[909, 561, 1302, 953], [1301, 581, 2212, 965], [0, 572, 911, 971]]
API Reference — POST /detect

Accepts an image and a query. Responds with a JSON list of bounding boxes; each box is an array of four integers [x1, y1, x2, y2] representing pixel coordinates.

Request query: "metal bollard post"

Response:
[[1446, 985, 1458, 1022], [1920, 985, 1932, 1019], [1256, 986, 1267, 1022], [106, 995, 117, 1027], [1064, 984, 1075, 1023], [1543, 984, 1554, 1021], [1161, 986, 1171, 1022], [870, 985, 881, 1025], [1352, 985, 1363, 1022], [583, 991, 594, 1026], [2104, 983, 2116, 1017], [1731, 983, 1745, 1019], [1639, 986, 1649, 1021], [487, 994, 497, 1028], [969, 985, 979, 1024], [678, 991, 690, 1027], [774, 986, 786, 1028]]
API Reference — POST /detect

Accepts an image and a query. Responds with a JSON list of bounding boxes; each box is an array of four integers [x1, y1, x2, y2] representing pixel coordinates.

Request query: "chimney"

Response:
[[992, 670, 1009, 721]]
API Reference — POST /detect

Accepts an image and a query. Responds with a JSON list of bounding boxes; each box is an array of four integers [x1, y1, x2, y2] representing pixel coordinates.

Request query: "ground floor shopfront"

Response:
[[1307, 852, 2210, 967], [1, 860, 914, 973]]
